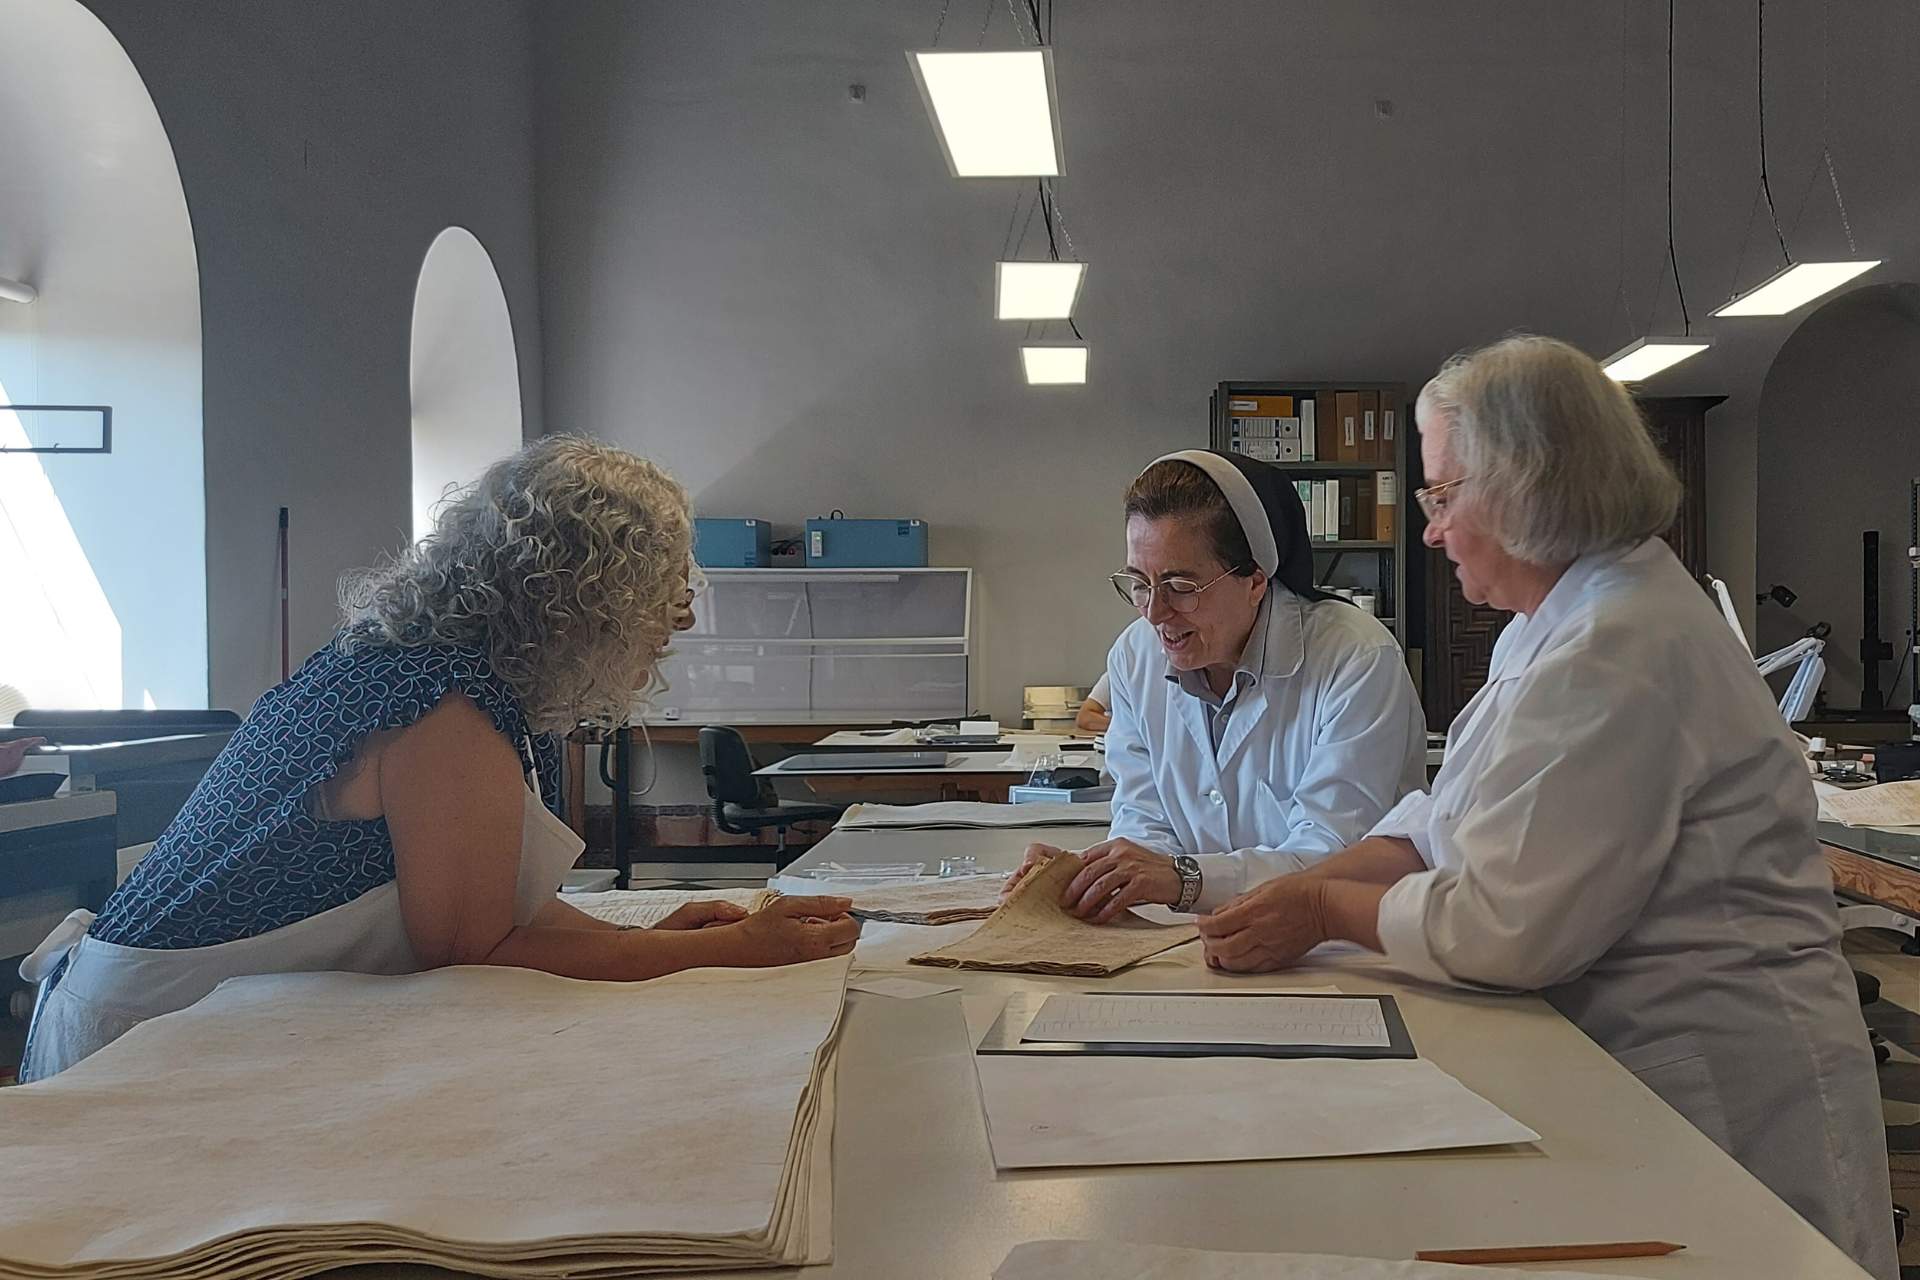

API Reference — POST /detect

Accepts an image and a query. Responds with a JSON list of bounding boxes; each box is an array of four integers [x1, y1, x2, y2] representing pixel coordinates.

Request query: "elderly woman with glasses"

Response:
[[1010, 449, 1425, 921], [1195, 336, 1895, 1279]]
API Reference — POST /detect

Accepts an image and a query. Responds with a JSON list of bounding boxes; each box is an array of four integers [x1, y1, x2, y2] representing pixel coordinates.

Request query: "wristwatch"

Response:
[[1171, 854, 1203, 913]]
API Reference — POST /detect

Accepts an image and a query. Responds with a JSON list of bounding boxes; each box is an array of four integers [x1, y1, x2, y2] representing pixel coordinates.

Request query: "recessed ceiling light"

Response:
[[1599, 336, 1710, 382], [1021, 344, 1087, 385], [1710, 260, 1881, 317], [907, 49, 1062, 178], [995, 261, 1084, 320]]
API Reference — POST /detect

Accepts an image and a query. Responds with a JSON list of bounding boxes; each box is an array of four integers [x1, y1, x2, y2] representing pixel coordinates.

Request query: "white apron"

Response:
[[17, 755, 584, 1083]]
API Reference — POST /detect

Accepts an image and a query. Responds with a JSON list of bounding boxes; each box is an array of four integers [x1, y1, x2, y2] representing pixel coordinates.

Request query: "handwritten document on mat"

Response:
[[911, 851, 1197, 977], [996, 1239, 1604, 1280], [1023, 993, 1391, 1048]]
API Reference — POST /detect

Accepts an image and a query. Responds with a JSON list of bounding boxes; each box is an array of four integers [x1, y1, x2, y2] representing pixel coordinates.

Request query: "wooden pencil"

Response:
[[1415, 1241, 1685, 1264]]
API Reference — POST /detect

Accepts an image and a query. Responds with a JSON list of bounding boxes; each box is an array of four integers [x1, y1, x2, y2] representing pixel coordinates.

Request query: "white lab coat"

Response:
[[1105, 588, 1426, 912], [1373, 539, 1895, 1279]]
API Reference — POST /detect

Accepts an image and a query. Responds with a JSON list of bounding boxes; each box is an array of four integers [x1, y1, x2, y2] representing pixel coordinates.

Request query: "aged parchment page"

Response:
[[911, 851, 1197, 976]]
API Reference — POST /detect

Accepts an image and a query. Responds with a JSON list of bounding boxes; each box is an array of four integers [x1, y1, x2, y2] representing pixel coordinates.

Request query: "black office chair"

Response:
[[698, 727, 843, 868]]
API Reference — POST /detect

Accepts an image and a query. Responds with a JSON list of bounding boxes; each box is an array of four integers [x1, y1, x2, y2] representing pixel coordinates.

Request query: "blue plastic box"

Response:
[[804, 517, 929, 567], [693, 518, 772, 568]]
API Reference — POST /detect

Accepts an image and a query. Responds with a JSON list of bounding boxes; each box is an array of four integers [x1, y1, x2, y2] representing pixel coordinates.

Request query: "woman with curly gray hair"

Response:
[[18, 435, 857, 1082]]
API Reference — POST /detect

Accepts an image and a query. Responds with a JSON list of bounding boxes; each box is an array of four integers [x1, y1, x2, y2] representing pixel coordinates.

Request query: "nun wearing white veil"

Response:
[[1013, 450, 1426, 921]]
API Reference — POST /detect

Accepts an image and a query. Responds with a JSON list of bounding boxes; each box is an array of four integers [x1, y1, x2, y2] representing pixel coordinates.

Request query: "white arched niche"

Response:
[[0, 0, 205, 713], [409, 227, 524, 540]]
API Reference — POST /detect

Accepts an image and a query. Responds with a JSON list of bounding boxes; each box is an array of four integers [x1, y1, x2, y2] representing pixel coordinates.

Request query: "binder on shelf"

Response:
[[1300, 398, 1317, 461], [1337, 477, 1358, 541], [1354, 472, 1377, 540], [1335, 391, 1361, 463], [1315, 391, 1339, 460], [1358, 390, 1381, 464], [1313, 482, 1330, 540], [1380, 389, 1399, 464], [1375, 471, 1398, 543]]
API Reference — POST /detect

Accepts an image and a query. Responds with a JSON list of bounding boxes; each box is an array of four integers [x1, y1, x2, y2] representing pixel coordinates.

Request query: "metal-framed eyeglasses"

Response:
[[1413, 476, 1472, 524], [1108, 566, 1246, 613]]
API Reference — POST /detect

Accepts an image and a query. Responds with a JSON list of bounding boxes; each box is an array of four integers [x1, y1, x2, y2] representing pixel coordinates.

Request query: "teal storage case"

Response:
[[693, 518, 772, 568], [804, 517, 928, 567]]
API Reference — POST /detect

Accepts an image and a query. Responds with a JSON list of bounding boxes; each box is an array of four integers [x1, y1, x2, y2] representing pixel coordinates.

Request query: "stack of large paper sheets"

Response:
[[837, 801, 1110, 830], [912, 851, 1197, 976], [997, 1240, 1603, 1280], [0, 958, 850, 1278]]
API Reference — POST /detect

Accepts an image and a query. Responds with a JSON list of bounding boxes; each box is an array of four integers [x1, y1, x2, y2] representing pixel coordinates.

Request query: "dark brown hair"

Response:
[[1123, 460, 1256, 575]]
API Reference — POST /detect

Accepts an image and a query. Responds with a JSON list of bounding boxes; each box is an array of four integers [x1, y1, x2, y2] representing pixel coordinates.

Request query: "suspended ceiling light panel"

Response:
[[1710, 260, 1882, 317], [1022, 344, 1087, 385], [1599, 336, 1711, 382], [995, 261, 1084, 320], [908, 49, 1063, 177]]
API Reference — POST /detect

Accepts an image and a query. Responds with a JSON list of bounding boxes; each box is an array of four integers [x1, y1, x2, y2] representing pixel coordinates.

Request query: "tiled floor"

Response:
[[1848, 928, 1920, 1277]]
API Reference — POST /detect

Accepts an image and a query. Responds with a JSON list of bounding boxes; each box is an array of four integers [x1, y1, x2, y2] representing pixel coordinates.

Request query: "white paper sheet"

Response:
[[848, 976, 962, 999], [996, 1239, 1612, 1280], [973, 1054, 1539, 1170], [962, 994, 1010, 1049], [1021, 993, 1390, 1048]]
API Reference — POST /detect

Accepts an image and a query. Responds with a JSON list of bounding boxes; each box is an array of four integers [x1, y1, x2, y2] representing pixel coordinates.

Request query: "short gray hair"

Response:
[[1416, 334, 1681, 564], [339, 435, 693, 732]]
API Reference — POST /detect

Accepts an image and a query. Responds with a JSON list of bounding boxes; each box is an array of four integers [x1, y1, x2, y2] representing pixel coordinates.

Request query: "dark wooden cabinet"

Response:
[[1421, 395, 1721, 730]]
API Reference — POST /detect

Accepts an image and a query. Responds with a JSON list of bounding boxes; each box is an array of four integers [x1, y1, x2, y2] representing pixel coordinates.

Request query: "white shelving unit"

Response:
[[646, 568, 973, 725]]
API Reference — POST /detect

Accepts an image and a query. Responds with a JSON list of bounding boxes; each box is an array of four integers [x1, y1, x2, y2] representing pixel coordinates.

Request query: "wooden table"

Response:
[[1820, 820, 1920, 948]]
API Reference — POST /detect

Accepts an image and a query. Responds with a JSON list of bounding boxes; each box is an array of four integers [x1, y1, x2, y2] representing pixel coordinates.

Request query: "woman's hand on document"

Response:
[[716, 896, 860, 966], [1197, 875, 1328, 972], [1003, 839, 1181, 923]]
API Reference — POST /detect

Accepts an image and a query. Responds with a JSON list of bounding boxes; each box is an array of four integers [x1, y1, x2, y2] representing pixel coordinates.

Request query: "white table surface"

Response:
[[814, 729, 1100, 749], [358, 821, 1870, 1280]]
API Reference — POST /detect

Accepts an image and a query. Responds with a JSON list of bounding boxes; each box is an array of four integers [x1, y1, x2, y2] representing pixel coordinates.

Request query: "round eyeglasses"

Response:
[[1108, 565, 1245, 613]]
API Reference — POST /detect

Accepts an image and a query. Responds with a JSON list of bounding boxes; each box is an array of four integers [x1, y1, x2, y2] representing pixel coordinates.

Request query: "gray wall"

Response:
[[81, 0, 545, 712], [1756, 283, 1920, 711], [533, 0, 1920, 721]]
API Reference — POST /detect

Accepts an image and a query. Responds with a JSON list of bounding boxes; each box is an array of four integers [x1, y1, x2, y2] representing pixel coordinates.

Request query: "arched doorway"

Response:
[[0, 0, 204, 712], [1756, 281, 1920, 712], [409, 227, 524, 541]]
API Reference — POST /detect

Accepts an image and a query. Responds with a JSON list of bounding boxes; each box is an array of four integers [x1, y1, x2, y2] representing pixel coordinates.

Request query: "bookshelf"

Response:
[[1208, 380, 1411, 648]]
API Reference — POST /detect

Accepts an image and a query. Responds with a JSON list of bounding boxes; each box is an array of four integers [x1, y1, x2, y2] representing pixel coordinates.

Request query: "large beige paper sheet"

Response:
[[911, 851, 1197, 976], [973, 1054, 1539, 1169], [0, 957, 848, 1277], [996, 1239, 1617, 1280]]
